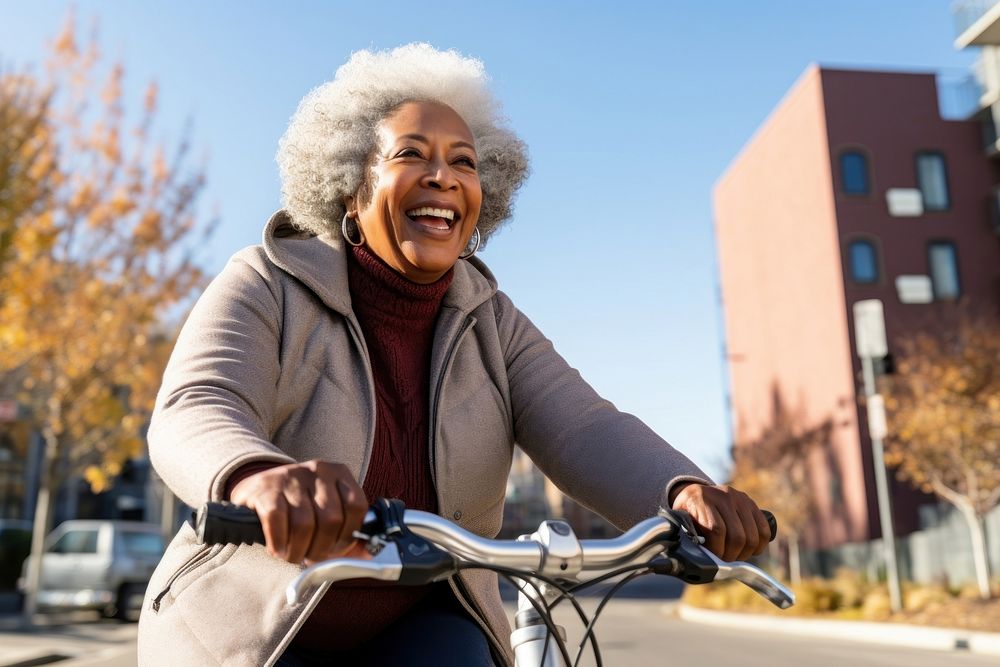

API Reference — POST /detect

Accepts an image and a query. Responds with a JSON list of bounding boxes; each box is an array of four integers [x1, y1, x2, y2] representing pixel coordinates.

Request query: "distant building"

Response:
[[713, 60, 1000, 549], [502, 447, 615, 539], [0, 411, 167, 529]]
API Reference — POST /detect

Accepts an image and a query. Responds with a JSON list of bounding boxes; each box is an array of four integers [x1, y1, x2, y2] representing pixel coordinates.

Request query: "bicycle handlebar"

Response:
[[194, 501, 794, 610], [195, 502, 778, 552]]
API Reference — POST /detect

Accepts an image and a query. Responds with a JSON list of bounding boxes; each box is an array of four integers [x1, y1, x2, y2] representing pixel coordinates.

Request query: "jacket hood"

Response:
[[261, 210, 498, 316]]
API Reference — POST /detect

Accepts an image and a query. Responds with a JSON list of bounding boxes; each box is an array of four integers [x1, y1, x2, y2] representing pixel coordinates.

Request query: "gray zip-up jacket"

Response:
[[137, 210, 711, 666]]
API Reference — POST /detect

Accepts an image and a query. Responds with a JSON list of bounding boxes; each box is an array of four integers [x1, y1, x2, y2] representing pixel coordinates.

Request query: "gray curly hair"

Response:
[[276, 43, 529, 246]]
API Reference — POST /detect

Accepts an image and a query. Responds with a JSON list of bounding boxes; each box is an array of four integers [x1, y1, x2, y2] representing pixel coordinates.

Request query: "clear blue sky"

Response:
[[0, 1, 977, 479]]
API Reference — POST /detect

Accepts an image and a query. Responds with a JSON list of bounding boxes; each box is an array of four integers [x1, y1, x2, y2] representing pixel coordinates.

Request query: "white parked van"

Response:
[[21, 520, 165, 620]]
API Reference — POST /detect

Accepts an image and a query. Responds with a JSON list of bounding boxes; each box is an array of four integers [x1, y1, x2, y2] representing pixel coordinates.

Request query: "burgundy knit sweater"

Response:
[[226, 245, 454, 651]]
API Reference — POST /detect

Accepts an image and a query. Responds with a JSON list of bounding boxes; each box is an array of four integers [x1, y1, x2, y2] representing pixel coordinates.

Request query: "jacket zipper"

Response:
[[268, 312, 484, 661], [428, 315, 476, 486], [267, 316, 378, 658], [431, 316, 509, 663], [345, 316, 378, 486], [263, 581, 333, 667], [150, 544, 219, 612]]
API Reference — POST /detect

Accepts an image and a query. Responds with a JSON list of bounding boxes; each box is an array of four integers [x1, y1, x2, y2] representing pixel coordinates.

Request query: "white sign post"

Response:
[[852, 300, 902, 613], [853, 300, 888, 358]]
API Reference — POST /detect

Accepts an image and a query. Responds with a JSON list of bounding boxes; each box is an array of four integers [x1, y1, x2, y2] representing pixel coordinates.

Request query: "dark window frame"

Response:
[[926, 239, 962, 301], [839, 149, 872, 196], [914, 150, 951, 212]]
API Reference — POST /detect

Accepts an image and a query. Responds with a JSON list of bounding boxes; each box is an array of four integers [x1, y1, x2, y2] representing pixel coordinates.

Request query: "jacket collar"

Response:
[[261, 210, 498, 317]]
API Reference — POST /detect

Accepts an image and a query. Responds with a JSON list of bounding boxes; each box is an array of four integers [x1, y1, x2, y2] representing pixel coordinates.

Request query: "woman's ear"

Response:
[[343, 195, 356, 219]]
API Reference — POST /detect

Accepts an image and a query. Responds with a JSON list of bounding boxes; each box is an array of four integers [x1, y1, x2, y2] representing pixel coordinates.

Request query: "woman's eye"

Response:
[[455, 156, 477, 168], [397, 148, 423, 158]]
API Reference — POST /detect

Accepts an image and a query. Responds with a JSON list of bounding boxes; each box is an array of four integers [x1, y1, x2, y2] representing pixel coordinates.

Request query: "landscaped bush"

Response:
[[902, 584, 949, 613], [681, 569, 1000, 631]]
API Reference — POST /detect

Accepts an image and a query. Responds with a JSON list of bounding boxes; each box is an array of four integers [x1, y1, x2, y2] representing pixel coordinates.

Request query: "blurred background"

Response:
[[0, 1, 998, 665]]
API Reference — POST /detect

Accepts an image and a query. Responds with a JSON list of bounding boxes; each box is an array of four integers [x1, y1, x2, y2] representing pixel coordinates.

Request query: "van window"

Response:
[[48, 529, 99, 554], [120, 531, 165, 557]]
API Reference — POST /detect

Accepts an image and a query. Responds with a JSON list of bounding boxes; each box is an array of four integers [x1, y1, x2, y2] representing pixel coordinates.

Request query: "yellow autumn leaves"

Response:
[[0, 17, 211, 493], [883, 312, 1000, 515]]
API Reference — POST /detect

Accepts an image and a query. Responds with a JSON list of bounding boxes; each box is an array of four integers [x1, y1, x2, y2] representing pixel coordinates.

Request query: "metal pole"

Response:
[[860, 356, 902, 613], [161, 484, 177, 542]]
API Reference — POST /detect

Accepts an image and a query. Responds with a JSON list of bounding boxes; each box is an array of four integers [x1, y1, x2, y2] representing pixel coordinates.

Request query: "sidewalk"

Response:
[[0, 612, 137, 667], [676, 603, 1000, 658]]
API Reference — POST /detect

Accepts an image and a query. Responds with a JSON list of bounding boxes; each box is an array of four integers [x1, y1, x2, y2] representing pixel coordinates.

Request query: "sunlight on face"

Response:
[[350, 100, 482, 283]]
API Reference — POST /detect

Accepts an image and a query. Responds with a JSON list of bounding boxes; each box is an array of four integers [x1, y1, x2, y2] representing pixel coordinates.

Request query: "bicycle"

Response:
[[195, 499, 795, 666]]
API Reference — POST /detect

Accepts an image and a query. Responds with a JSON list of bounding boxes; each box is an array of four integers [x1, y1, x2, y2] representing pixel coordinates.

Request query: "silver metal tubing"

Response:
[[402, 511, 544, 569], [577, 516, 675, 570], [285, 545, 403, 604], [369, 511, 672, 573], [286, 509, 795, 614]]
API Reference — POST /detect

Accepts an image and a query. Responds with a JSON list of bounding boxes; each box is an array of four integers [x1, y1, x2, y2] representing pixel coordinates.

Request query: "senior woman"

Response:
[[137, 44, 770, 667]]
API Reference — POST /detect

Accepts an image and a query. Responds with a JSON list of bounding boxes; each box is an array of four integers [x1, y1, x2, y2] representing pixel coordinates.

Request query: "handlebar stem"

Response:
[[521, 520, 583, 579]]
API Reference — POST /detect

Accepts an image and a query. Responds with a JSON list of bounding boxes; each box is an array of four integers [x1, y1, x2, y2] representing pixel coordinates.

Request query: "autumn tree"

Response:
[[0, 69, 54, 273], [884, 310, 1000, 600], [0, 17, 213, 620], [730, 389, 830, 585]]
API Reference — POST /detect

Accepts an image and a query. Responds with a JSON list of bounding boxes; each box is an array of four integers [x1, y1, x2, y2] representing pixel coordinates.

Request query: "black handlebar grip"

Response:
[[762, 510, 778, 542], [196, 502, 266, 546]]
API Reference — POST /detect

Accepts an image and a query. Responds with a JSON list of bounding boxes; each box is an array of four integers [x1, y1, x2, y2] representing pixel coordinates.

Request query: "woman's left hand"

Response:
[[669, 483, 771, 561]]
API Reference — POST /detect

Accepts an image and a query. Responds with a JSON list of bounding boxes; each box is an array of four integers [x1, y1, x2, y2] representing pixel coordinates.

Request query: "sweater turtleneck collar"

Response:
[[347, 245, 454, 327]]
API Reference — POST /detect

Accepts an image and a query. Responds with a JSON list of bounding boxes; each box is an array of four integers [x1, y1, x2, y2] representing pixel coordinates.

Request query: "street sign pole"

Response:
[[852, 300, 902, 613]]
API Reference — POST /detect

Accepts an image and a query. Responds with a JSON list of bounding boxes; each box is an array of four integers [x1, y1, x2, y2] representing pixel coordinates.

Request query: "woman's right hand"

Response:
[[228, 460, 368, 564]]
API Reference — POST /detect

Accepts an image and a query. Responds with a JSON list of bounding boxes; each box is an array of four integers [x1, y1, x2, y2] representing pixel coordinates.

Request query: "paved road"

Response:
[[2, 598, 997, 666], [541, 601, 998, 667], [0, 616, 137, 667]]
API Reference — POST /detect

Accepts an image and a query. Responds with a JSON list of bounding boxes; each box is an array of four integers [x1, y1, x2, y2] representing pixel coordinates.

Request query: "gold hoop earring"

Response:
[[459, 226, 481, 259], [341, 213, 364, 247]]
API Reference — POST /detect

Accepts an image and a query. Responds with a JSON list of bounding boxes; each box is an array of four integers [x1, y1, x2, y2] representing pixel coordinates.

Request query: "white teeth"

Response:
[[406, 206, 455, 221]]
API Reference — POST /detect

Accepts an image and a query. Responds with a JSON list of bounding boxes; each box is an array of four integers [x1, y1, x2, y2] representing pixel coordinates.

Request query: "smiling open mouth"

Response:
[[405, 206, 459, 231]]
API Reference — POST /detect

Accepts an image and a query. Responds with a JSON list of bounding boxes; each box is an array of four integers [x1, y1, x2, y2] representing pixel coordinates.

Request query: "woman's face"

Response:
[[348, 100, 483, 284]]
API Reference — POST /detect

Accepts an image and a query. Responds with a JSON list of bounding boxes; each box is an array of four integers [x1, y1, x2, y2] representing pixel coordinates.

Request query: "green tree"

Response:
[[0, 17, 213, 621]]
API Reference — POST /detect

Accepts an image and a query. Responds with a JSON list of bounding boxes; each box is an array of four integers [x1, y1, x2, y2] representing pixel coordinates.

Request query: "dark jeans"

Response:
[[275, 584, 496, 666]]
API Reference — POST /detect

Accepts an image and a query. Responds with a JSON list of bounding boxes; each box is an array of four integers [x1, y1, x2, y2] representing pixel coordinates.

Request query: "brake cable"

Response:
[[459, 562, 593, 667], [571, 568, 649, 667]]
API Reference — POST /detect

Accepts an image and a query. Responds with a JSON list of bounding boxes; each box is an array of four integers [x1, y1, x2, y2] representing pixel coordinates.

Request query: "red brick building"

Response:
[[714, 64, 1000, 549]]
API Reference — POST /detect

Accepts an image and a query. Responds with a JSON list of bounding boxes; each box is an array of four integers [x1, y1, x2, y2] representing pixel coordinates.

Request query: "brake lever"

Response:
[[286, 543, 404, 604], [371, 498, 458, 585], [701, 549, 795, 609], [656, 507, 795, 609], [286, 499, 458, 605]]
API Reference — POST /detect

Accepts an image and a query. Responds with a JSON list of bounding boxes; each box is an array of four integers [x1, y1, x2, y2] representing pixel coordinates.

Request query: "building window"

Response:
[[916, 152, 950, 211], [848, 240, 879, 283], [840, 151, 870, 195], [928, 241, 961, 300]]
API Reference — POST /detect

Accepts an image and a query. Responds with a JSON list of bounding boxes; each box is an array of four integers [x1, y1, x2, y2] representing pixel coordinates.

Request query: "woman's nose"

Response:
[[423, 159, 458, 190]]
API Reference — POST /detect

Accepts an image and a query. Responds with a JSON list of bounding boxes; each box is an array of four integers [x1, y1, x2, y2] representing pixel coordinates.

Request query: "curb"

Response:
[[676, 604, 1000, 657]]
